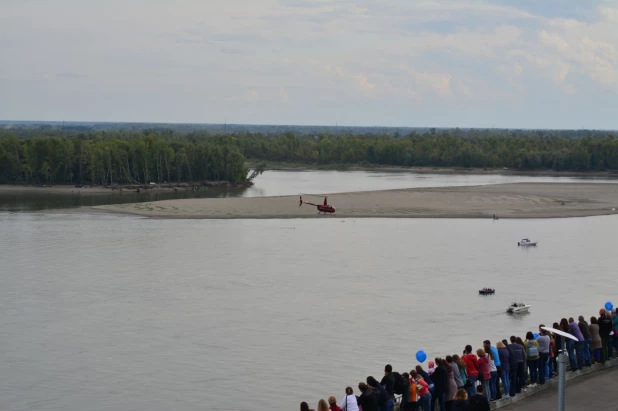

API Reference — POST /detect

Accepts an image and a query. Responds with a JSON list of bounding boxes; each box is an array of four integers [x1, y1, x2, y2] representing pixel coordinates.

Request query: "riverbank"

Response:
[[0, 185, 112, 194], [88, 182, 618, 219], [245, 161, 618, 178], [0, 181, 251, 196]]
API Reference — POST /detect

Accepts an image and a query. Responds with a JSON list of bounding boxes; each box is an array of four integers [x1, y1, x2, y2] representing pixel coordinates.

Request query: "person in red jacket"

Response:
[[462, 345, 479, 398], [477, 349, 491, 401]]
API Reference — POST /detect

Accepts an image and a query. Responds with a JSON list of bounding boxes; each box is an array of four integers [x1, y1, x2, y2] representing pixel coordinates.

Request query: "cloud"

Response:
[[219, 46, 244, 54], [56, 72, 86, 79], [455, 80, 473, 98], [600, 7, 618, 22], [407, 89, 421, 100], [408, 68, 453, 97], [539, 31, 570, 54], [353, 73, 376, 93], [1, 0, 618, 128], [528, 9, 618, 91]]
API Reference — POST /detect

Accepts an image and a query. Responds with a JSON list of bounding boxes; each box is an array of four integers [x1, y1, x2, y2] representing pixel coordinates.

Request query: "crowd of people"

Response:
[[299, 307, 618, 411]]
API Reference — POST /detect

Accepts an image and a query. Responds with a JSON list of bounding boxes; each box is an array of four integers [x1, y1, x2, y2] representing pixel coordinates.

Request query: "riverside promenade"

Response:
[[490, 358, 618, 410]]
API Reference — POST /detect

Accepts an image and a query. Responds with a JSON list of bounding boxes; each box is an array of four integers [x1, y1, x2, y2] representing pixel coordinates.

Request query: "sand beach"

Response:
[[88, 183, 618, 219]]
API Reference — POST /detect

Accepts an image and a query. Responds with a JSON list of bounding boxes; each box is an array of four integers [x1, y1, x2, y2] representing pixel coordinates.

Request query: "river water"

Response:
[[1, 172, 618, 411], [1, 170, 617, 211]]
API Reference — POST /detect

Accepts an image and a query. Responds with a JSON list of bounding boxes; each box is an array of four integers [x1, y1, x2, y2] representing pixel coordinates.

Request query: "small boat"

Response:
[[507, 302, 531, 313], [479, 288, 495, 295], [518, 238, 537, 246]]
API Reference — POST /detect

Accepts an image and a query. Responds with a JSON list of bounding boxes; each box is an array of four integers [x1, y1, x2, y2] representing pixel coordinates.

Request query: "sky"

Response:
[[1, 0, 618, 129]]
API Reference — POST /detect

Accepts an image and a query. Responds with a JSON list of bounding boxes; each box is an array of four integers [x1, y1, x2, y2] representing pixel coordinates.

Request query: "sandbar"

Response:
[[88, 183, 618, 219]]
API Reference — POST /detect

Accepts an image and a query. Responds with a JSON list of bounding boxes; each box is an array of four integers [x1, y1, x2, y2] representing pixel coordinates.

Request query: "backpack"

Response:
[[393, 372, 405, 395], [375, 383, 389, 405], [527, 341, 539, 357]]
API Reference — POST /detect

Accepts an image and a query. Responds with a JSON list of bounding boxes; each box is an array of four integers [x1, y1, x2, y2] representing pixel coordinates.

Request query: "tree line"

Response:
[[2, 128, 618, 186], [0, 131, 248, 185], [204, 130, 618, 171], [3, 121, 617, 138]]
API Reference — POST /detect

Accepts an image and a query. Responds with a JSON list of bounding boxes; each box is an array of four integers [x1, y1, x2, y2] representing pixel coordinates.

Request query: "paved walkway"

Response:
[[498, 366, 618, 411]]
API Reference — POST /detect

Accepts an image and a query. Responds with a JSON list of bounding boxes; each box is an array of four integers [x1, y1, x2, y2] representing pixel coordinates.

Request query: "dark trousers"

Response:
[[610, 336, 617, 359], [466, 375, 477, 398], [516, 362, 526, 392], [509, 366, 517, 396], [495, 365, 502, 399], [566, 339, 577, 370], [527, 359, 538, 384], [538, 353, 549, 384], [430, 391, 445, 411], [575, 341, 584, 369], [601, 336, 610, 363], [420, 394, 431, 411]]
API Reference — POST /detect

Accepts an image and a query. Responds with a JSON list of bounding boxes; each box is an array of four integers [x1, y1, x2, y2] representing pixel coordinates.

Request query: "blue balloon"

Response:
[[416, 350, 427, 363], [606, 301, 614, 312], [533, 333, 539, 340]]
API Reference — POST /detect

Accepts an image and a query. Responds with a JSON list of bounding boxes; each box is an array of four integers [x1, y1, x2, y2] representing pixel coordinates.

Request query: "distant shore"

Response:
[[87, 182, 618, 220], [0, 181, 250, 196], [3, 167, 618, 198], [245, 161, 618, 178], [0, 185, 112, 195]]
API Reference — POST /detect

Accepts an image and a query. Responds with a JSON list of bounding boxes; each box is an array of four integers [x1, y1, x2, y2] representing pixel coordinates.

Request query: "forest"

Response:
[[205, 129, 618, 171], [0, 131, 248, 185], [2, 126, 618, 185]]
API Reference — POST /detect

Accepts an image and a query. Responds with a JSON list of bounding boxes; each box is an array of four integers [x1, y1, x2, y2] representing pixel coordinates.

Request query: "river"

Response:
[[1, 172, 618, 411], [1, 170, 617, 211]]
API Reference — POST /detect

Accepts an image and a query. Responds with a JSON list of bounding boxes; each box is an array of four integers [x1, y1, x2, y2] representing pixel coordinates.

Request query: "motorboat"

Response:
[[518, 238, 537, 246], [479, 288, 495, 295], [507, 302, 531, 313]]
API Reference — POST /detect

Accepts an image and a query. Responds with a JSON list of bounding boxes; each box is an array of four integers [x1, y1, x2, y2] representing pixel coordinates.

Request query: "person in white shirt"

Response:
[[338, 386, 359, 411]]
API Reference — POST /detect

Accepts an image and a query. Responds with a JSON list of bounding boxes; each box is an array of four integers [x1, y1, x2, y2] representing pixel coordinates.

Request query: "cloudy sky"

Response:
[[1, 0, 618, 128]]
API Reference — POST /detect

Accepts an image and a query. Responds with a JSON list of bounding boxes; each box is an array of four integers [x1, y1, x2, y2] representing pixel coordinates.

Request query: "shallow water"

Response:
[[2, 212, 617, 411], [2, 170, 617, 211], [242, 170, 618, 197]]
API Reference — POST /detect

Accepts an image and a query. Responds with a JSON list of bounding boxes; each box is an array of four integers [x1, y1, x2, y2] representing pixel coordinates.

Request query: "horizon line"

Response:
[[0, 119, 616, 132]]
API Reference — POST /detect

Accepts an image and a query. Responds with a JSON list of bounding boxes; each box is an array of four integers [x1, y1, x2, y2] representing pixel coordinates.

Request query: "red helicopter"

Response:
[[299, 195, 336, 214]]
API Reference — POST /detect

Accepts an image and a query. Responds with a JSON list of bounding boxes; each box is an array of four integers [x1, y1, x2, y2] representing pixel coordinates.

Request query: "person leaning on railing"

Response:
[[598, 309, 613, 363], [589, 316, 602, 363]]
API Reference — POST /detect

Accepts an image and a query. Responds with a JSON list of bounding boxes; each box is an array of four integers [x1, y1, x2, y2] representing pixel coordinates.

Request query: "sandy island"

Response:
[[87, 183, 618, 219]]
